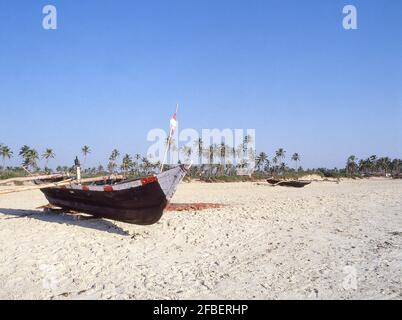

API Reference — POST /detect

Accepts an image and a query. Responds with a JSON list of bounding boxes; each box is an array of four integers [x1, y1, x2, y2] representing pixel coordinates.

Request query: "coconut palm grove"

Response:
[[1, 141, 401, 181]]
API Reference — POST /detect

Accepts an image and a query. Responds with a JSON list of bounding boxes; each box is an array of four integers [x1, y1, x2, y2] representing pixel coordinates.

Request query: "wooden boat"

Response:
[[266, 178, 311, 188], [266, 178, 281, 185], [39, 165, 188, 225]]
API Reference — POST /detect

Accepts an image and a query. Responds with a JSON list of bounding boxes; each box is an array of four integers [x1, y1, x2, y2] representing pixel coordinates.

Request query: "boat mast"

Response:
[[160, 104, 178, 172]]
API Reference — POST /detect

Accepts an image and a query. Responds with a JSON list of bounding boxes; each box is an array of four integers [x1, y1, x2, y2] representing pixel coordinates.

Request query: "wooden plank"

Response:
[[0, 174, 125, 195], [0, 173, 69, 185], [75, 175, 124, 184], [0, 179, 73, 195]]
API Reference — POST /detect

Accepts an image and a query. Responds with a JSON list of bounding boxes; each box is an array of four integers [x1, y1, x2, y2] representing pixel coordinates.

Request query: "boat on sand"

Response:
[[266, 178, 311, 188], [40, 165, 188, 225]]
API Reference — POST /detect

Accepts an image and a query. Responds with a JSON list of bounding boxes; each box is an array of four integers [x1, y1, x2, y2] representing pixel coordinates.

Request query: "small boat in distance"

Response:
[[40, 165, 188, 225], [266, 178, 311, 188]]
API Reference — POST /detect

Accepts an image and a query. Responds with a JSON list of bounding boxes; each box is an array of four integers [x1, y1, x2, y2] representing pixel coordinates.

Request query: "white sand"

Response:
[[0, 179, 401, 300]]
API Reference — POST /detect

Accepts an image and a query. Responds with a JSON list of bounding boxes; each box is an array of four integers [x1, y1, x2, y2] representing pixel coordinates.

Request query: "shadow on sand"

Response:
[[0, 208, 130, 236]]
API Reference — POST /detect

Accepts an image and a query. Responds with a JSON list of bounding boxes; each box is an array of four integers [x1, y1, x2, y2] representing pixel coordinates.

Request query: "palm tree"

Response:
[[215, 146, 232, 175], [19, 145, 35, 170], [107, 161, 117, 173], [194, 138, 203, 167], [42, 148, 55, 169], [391, 159, 401, 175], [263, 158, 270, 172], [219, 143, 228, 174], [121, 154, 133, 176], [81, 145, 91, 168], [346, 155, 357, 176], [291, 153, 300, 171], [133, 153, 141, 174], [19, 145, 30, 162], [110, 149, 120, 161], [97, 164, 105, 174], [231, 146, 237, 166], [248, 146, 256, 170], [377, 157, 392, 175], [27, 148, 39, 171], [243, 135, 253, 158], [203, 144, 218, 175], [235, 143, 244, 164], [369, 155, 377, 173], [164, 137, 177, 164], [358, 158, 373, 175], [272, 156, 279, 174], [0, 145, 13, 171], [181, 145, 193, 162], [358, 159, 366, 174], [256, 152, 268, 172], [141, 157, 151, 175], [275, 148, 286, 165], [108, 149, 120, 173]]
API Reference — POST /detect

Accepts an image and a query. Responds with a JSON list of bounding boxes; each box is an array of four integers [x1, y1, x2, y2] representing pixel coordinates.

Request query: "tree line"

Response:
[[1, 142, 401, 179]]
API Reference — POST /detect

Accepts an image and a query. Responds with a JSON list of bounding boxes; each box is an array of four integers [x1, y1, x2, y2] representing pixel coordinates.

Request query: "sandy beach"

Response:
[[0, 179, 401, 300]]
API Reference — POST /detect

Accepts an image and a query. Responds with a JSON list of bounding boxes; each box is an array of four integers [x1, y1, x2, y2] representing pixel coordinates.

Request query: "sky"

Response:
[[0, 0, 401, 169]]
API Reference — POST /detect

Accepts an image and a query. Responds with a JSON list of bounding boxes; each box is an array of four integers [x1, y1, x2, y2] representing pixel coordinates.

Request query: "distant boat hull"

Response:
[[267, 179, 311, 188], [40, 165, 188, 225]]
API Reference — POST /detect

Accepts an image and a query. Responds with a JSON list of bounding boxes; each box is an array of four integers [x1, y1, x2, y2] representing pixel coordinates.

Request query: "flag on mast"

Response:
[[160, 104, 179, 172], [170, 104, 178, 133], [170, 112, 177, 133]]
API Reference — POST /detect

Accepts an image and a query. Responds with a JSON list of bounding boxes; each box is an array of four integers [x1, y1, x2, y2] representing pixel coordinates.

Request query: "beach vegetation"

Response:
[[1, 143, 401, 182]]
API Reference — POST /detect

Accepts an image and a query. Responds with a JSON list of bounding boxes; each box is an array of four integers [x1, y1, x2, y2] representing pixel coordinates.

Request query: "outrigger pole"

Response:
[[160, 104, 178, 173]]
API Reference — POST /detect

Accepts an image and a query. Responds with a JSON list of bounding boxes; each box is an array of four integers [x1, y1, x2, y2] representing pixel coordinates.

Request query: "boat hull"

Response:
[[267, 179, 311, 188], [40, 165, 187, 225]]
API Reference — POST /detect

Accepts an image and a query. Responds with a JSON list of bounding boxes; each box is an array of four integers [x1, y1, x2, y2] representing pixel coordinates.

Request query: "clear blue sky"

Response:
[[0, 0, 401, 169]]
